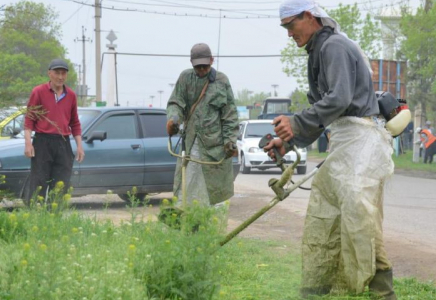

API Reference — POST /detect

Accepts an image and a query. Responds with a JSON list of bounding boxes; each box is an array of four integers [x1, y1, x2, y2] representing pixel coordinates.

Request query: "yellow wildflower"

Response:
[[37, 196, 44, 202], [23, 243, 31, 251], [128, 244, 136, 253], [39, 244, 48, 251], [22, 213, 30, 220], [51, 203, 58, 210], [32, 226, 39, 232], [9, 214, 17, 223], [55, 181, 64, 190], [162, 198, 170, 206], [21, 260, 28, 267], [63, 194, 71, 202]]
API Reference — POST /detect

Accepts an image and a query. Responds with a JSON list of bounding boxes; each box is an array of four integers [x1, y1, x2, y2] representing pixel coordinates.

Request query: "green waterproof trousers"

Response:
[[301, 116, 395, 295]]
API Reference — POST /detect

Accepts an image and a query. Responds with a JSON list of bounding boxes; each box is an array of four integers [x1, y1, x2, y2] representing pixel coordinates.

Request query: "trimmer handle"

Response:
[[258, 133, 284, 166]]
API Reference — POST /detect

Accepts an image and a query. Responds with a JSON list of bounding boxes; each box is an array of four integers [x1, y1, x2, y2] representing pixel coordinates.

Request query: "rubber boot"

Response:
[[369, 269, 397, 300]]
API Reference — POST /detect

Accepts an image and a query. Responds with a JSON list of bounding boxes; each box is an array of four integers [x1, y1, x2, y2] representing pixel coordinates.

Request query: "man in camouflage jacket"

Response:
[[166, 43, 239, 205]]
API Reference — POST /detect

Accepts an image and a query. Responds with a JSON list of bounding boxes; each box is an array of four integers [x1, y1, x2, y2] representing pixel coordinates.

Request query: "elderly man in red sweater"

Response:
[[24, 58, 84, 203]]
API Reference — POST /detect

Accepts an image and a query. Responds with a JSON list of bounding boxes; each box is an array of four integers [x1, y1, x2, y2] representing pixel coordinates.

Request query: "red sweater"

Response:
[[24, 82, 81, 136]]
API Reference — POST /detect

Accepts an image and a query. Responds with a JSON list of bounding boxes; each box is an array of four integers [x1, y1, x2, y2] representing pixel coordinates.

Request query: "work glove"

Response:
[[224, 142, 237, 158], [166, 116, 180, 136]]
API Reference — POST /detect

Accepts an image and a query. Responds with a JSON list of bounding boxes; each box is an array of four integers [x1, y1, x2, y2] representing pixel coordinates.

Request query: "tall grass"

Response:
[[0, 191, 228, 300]]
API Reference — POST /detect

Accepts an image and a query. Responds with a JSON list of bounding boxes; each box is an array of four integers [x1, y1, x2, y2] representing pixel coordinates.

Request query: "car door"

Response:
[[78, 110, 145, 188], [138, 110, 177, 187]]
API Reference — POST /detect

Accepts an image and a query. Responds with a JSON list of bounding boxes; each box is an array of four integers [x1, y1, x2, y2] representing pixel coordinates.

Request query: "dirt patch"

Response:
[[227, 195, 436, 283]]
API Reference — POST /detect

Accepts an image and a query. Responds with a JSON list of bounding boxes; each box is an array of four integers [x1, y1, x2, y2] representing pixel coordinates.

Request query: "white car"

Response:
[[237, 120, 307, 174]]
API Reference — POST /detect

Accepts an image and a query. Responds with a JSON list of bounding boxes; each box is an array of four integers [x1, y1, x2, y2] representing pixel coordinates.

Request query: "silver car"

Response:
[[237, 120, 307, 174]]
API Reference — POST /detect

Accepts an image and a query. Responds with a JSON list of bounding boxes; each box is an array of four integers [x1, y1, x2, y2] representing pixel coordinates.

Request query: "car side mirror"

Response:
[[12, 127, 21, 136], [85, 131, 107, 143], [237, 134, 242, 140]]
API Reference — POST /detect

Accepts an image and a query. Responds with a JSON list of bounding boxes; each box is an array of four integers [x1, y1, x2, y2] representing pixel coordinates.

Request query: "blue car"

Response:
[[0, 107, 240, 202]]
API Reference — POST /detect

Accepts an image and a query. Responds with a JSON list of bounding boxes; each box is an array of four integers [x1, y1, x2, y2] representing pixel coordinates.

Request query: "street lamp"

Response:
[[157, 90, 164, 108], [150, 95, 155, 107], [271, 84, 279, 97], [169, 83, 175, 89]]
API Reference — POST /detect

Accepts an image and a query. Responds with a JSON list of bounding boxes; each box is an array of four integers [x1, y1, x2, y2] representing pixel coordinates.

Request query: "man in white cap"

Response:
[[166, 43, 238, 207], [264, 1, 396, 299]]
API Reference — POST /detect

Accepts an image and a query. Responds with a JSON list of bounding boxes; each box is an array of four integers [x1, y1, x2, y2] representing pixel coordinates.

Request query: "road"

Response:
[[230, 160, 436, 281]]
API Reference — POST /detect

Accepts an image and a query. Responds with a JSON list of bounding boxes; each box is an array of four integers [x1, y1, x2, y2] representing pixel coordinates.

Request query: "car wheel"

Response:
[[297, 165, 307, 175], [240, 154, 251, 174], [118, 193, 148, 203]]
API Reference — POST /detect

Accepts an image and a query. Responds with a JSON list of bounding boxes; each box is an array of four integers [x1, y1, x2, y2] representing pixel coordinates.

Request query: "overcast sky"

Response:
[[6, 0, 421, 107]]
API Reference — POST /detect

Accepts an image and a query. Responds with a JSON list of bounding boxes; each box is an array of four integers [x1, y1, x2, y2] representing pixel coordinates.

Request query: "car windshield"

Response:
[[265, 101, 290, 114], [78, 110, 100, 129], [245, 123, 277, 138]]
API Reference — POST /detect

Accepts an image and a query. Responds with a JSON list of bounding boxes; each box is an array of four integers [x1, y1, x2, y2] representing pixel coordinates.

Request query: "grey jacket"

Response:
[[289, 31, 379, 148]]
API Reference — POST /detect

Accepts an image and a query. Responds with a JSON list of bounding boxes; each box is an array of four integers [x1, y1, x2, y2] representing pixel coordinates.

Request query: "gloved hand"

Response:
[[166, 116, 180, 136], [224, 142, 237, 158]]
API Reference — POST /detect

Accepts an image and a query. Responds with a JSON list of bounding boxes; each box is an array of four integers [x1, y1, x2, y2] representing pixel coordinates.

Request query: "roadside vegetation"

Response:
[[0, 184, 435, 299], [309, 150, 436, 173]]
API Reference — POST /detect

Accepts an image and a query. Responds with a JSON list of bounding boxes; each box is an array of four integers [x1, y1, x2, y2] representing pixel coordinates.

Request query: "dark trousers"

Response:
[[424, 142, 436, 164], [25, 133, 74, 203]]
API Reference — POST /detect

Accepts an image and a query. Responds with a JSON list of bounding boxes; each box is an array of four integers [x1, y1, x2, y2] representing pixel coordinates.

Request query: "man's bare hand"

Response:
[[263, 139, 286, 162], [24, 143, 35, 158], [76, 147, 85, 163], [272, 115, 294, 142]]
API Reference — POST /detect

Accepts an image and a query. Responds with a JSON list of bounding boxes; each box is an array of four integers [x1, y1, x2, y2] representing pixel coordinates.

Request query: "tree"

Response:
[[0, 1, 77, 108], [281, 4, 381, 96], [235, 89, 270, 106], [289, 88, 311, 113], [399, 1, 436, 120]]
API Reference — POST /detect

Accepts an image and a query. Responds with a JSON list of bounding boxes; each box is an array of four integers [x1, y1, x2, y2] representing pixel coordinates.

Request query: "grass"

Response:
[[0, 202, 435, 300], [0, 182, 435, 299], [308, 150, 436, 173]]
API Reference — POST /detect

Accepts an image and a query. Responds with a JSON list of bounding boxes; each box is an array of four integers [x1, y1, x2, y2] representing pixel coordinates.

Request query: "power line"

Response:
[[67, 0, 416, 19], [70, 0, 277, 18], [62, 0, 88, 24], [103, 51, 285, 57]]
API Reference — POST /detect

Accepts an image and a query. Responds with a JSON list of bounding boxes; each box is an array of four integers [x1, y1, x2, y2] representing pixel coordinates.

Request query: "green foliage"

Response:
[[0, 197, 227, 300], [289, 88, 310, 113], [235, 89, 270, 106], [281, 4, 381, 90], [399, 4, 436, 117], [0, 1, 77, 108]]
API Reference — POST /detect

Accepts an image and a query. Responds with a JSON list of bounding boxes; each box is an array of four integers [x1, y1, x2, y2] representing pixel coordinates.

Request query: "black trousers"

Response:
[[25, 133, 74, 202], [424, 142, 436, 164]]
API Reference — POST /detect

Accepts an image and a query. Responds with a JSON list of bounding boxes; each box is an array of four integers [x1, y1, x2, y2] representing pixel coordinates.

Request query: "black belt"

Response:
[[35, 132, 70, 139]]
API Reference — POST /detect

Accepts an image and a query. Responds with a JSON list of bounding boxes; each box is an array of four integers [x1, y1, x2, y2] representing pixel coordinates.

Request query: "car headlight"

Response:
[[248, 147, 261, 153]]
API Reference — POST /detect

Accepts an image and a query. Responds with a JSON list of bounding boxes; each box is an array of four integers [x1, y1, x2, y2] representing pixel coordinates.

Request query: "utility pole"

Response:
[[73, 63, 82, 105], [157, 90, 164, 107], [74, 27, 91, 105], [95, 0, 102, 103]]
